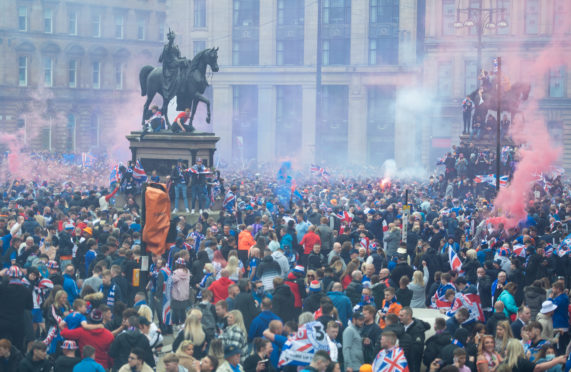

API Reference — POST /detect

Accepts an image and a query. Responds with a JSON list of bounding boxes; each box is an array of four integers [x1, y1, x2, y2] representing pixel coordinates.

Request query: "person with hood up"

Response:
[[271, 277, 295, 322], [171, 257, 192, 330], [269, 239, 289, 278], [208, 269, 234, 303], [108, 316, 155, 371], [284, 271, 304, 318]]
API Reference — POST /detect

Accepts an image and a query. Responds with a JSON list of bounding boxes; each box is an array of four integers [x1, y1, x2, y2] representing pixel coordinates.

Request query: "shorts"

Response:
[[32, 309, 44, 323]]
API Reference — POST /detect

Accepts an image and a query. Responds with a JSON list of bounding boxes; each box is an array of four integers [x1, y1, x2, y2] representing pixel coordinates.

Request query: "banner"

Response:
[[142, 184, 171, 255], [278, 321, 330, 367]]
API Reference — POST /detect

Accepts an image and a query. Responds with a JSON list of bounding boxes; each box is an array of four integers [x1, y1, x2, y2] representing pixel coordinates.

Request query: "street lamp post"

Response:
[[454, 1, 508, 87]]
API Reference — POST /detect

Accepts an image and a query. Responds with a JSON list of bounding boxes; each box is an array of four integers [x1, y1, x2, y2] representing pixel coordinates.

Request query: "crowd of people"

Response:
[[1, 156, 571, 372]]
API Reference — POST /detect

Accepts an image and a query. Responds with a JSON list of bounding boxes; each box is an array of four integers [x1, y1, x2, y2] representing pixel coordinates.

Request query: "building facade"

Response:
[[423, 0, 571, 168], [167, 0, 424, 167], [0, 0, 165, 152]]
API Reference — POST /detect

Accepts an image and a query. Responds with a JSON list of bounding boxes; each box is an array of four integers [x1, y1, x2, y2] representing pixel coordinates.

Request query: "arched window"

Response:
[[66, 114, 76, 152]]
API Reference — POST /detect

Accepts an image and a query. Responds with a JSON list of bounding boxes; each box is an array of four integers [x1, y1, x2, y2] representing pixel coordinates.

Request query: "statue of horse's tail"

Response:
[[139, 66, 154, 96]]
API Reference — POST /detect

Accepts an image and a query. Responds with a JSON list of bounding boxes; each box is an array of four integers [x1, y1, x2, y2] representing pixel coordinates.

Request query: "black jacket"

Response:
[[18, 353, 52, 372], [54, 355, 81, 372], [523, 285, 546, 320], [485, 312, 508, 335], [477, 275, 493, 309], [302, 292, 323, 313], [390, 263, 414, 285], [272, 285, 296, 322], [423, 331, 451, 367], [400, 318, 431, 372], [0, 345, 22, 372], [108, 329, 155, 371], [345, 280, 363, 306], [235, 292, 260, 330]]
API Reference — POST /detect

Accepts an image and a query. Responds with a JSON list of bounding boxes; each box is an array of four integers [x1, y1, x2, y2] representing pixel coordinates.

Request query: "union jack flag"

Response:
[[372, 347, 409, 372], [512, 244, 526, 258], [557, 234, 571, 257], [133, 160, 147, 182], [109, 165, 120, 187], [449, 247, 463, 272], [81, 152, 96, 167], [335, 211, 353, 224], [310, 164, 329, 178], [544, 244, 554, 257], [223, 191, 236, 210]]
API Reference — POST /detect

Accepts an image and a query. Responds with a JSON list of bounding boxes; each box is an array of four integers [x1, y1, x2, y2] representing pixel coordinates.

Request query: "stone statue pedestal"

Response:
[[126, 131, 220, 176]]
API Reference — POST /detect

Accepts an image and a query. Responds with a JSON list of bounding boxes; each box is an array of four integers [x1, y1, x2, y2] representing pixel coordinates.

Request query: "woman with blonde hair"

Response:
[[220, 310, 248, 358], [495, 321, 513, 357], [476, 335, 502, 372], [408, 262, 429, 308], [225, 256, 243, 282], [172, 308, 209, 359], [176, 340, 198, 372], [504, 338, 566, 372], [208, 338, 225, 368]]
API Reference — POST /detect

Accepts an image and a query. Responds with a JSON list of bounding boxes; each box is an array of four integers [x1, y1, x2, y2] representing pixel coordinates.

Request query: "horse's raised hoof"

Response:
[[206, 116, 211, 124]]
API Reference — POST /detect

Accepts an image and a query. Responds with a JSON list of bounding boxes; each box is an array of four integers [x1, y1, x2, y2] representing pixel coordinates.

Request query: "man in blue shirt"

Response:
[[73, 345, 105, 372], [262, 320, 288, 369], [549, 281, 569, 353], [63, 265, 79, 305]]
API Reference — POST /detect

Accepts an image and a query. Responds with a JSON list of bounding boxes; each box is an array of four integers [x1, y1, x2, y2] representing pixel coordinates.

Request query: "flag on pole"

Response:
[[133, 160, 147, 182], [449, 247, 463, 272]]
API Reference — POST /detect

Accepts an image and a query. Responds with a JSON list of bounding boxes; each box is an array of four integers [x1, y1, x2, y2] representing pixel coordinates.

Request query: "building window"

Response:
[[18, 7, 28, 32], [68, 60, 77, 88], [68, 10, 78, 35], [322, 39, 350, 65], [438, 61, 453, 97], [137, 16, 147, 40], [43, 57, 53, 87], [92, 62, 101, 89], [232, 85, 258, 161], [115, 63, 124, 90], [549, 66, 566, 98], [442, 0, 456, 35], [92, 14, 101, 37], [66, 114, 76, 152], [44, 9, 53, 33], [115, 15, 124, 39], [193, 40, 206, 56], [232, 40, 259, 66], [369, 38, 398, 65], [319, 85, 348, 161], [370, 0, 399, 24], [323, 0, 351, 24], [464, 60, 478, 95], [233, 0, 259, 27], [496, 0, 510, 35], [553, 0, 567, 34], [89, 114, 101, 148], [276, 86, 302, 157], [367, 86, 396, 163], [525, 0, 539, 34], [194, 0, 206, 28], [276, 40, 303, 66], [277, 0, 304, 25], [18, 56, 28, 87]]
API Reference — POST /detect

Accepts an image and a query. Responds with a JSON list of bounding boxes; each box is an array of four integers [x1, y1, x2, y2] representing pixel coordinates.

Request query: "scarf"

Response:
[[382, 296, 397, 315], [101, 283, 116, 307]]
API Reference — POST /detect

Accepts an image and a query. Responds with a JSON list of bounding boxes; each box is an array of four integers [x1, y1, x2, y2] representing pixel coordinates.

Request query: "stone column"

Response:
[[257, 85, 276, 164], [212, 84, 233, 162], [347, 78, 367, 163], [259, 0, 276, 66], [301, 85, 317, 164], [350, 0, 368, 65]]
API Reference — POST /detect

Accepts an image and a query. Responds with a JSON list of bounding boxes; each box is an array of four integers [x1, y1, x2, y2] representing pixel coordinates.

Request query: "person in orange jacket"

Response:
[[237, 225, 256, 267], [377, 287, 402, 328]]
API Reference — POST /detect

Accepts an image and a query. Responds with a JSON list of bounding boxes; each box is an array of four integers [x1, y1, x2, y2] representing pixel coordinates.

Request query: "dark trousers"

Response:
[[463, 112, 472, 133], [238, 250, 249, 268]]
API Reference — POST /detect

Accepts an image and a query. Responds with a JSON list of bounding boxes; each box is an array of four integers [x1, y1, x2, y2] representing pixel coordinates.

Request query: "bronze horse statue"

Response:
[[468, 80, 531, 121], [139, 47, 219, 129]]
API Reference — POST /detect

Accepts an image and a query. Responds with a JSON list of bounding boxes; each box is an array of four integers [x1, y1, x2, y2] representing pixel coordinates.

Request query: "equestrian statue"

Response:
[[139, 29, 219, 130]]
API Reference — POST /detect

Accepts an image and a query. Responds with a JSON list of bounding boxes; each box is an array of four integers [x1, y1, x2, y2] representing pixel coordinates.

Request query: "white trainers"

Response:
[[185, 208, 190, 213], [173, 208, 178, 213], [191, 209, 195, 214]]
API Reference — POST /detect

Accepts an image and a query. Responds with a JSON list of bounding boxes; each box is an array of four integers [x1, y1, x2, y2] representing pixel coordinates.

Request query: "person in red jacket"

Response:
[[299, 225, 321, 267], [59, 309, 114, 370], [285, 272, 303, 319], [208, 269, 234, 303]]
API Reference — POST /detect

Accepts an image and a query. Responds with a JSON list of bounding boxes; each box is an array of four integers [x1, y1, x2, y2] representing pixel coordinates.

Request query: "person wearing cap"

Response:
[[217, 344, 244, 372], [190, 158, 207, 215], [343, 312, 364, 372], [54, 340, 81, 372], [59, 309, 115, 371], [537, 300, 557, 343], [18, 341, 52, 372], [303, 280, 324, 313], [172, 160, 190, 214]]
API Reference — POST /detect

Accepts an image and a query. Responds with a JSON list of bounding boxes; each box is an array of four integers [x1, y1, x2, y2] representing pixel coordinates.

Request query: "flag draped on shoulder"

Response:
[[278, 321, 329, 367], [372, 346, 409, 372], [161, 267, 172, 326]]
